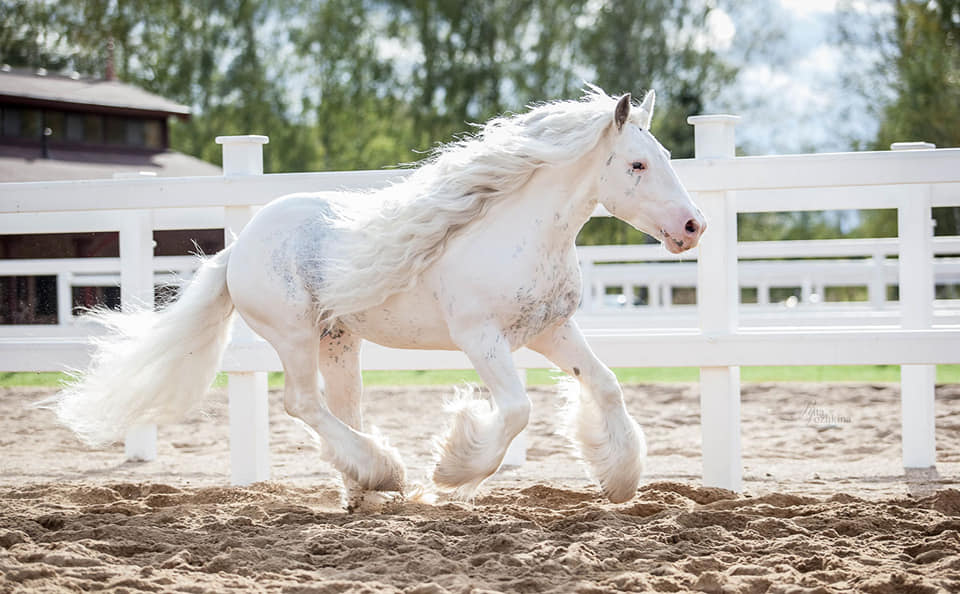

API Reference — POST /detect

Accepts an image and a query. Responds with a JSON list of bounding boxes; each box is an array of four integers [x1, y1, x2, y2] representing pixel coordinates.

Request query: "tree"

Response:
[[844, 0, 960, 237], [382, 0, 551, 149], [578, 0, 735, 159], [878, 0, 959, 236], [0, 1, 75, 70], [875, 0, 960, 151], [2, 0, 737, 184], [290, 0, 418, 169]]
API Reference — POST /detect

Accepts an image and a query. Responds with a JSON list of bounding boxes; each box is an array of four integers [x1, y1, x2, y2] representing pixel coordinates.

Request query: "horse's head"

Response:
[[597, 91, 705, 254]]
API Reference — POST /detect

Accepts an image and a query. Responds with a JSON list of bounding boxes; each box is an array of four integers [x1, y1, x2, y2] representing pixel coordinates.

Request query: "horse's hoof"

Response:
[[603, 482, 639, 504], [345, 490, 396, 513], [432, 460, 486, 492], [368, 457, 405, 493], [372, 474, 405, 493], [349, 432, 407, 493], [598, 456, 643, 503], [432, 462, 488, 502]]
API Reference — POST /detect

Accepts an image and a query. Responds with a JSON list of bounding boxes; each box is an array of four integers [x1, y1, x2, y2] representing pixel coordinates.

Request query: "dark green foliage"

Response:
[[1, 0, 733, 175], [864, 0, 960, 236], [875, 0, 960, 151]]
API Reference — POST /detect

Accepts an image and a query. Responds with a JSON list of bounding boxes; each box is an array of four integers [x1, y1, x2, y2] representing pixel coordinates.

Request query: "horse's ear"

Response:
[[638, 90, 655, 129], [614, 93, 631, 132]]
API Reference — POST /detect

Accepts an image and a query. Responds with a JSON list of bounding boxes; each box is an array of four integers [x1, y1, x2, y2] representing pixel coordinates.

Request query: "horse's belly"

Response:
[[341, 290, 457, 350]]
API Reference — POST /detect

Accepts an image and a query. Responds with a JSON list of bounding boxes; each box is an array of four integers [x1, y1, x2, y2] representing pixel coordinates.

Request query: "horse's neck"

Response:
[[506, 142, 606, 250]]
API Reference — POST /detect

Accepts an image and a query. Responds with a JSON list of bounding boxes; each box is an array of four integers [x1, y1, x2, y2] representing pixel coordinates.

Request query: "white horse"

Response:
[[48, 87, 704, 507]]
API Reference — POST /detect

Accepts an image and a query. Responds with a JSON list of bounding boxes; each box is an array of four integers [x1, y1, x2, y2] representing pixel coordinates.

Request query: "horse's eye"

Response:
[[631, 161, 646, 172]]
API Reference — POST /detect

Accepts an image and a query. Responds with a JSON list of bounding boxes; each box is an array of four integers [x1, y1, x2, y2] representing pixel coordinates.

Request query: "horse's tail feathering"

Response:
[[42, 245, 236, 446]]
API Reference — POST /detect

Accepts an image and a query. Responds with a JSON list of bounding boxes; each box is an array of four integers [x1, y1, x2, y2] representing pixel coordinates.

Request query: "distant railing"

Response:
[[579, 238, 960, 314]]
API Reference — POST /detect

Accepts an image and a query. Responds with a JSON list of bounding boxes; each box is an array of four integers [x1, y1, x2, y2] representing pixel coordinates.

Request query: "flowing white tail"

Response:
[[43, 246, 236, 446]]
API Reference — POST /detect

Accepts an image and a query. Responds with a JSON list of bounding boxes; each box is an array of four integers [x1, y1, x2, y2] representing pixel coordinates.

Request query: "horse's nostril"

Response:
[[685, 219, 700, 235]]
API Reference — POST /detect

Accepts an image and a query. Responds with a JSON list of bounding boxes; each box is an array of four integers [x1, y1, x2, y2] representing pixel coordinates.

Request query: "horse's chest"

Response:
[[504, 266, 580, 346]]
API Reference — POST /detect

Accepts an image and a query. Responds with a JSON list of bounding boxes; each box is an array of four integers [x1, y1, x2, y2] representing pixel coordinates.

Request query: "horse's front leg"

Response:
[[528, 320, 646, 503], [433, 326, 531, 498]]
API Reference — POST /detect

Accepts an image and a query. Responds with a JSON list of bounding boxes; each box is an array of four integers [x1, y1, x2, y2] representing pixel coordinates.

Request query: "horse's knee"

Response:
[[283, 389, 319, 421], [590, 369, 624, 409], [501, 397, 531, 437]]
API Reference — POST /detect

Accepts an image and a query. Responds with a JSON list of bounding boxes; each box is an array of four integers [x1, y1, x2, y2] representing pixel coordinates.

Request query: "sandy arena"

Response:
[[2, 381, 959, 593]]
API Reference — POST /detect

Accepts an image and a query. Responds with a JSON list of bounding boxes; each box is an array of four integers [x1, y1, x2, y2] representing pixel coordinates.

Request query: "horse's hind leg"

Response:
[[277, 334, 405, 496], [315, 330, 374, 510]]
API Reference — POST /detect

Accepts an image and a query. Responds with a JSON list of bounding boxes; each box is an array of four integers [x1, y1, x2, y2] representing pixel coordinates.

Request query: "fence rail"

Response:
[[2, 124, 959, 490]]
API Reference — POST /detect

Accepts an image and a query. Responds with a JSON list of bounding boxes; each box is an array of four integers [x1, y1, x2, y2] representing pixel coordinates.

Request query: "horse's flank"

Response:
[[310, 87, 651, 327]]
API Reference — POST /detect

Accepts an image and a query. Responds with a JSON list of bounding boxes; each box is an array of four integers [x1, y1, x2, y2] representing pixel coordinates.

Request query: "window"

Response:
[[84, 114, 103, 143], [104, 116, 125, 144], [65, 113, 85, 141], [1, 107, 42, 139], [125, 119, 145, 146], [144, 119, 163, 148], [45, 110, 65, 140], [20, 108, 40, 138], [1, 107, 19, 136], [0, 106, 164, 149]]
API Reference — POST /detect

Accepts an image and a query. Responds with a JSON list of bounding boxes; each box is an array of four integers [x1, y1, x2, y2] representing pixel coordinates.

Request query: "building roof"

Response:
[[0, 144, 221, 181], [0, 67, 190, 117]]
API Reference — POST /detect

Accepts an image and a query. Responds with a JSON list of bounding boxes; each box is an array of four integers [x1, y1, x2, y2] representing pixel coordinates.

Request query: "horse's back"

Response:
[[249, 191, 342, 226]]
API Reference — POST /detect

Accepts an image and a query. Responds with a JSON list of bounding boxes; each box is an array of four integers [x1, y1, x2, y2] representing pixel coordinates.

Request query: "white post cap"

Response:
[[686, 114, 742, 126], [215, 135, 270, 146], [687, 115, 741, 159], [891, 142, 936, 151], [216, 135, 269, 176], [112, 171, 158, 179]]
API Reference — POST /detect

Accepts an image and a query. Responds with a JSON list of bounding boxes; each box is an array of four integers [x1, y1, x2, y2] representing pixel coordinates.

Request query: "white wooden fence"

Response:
[[1, 121, 959, 492]]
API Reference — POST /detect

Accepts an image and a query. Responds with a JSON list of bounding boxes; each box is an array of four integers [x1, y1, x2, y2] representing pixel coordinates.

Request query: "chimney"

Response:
[[105, 38, 116, 81]]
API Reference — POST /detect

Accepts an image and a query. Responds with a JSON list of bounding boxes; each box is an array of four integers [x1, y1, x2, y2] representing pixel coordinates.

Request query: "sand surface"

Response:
[[2, 382, 959, 592]]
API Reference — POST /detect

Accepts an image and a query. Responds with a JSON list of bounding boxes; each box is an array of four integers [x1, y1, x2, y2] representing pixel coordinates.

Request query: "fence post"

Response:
[[118, 207, 157, 461], [56, 272, 73, 326], [113, 172, 159, 461], [216, 135, 272, 485], [650, 281, 662, 308], [868, 253, 886, 309], [688, 114, 742, 491], [894, 141, 937, 468], [757, 281, 770, 306]]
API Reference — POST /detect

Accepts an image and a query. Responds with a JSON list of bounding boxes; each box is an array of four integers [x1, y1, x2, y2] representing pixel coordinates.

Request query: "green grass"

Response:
[[4, 365, 959, 388], [0, 372, 70, 387], [362, 365, 960, 385]]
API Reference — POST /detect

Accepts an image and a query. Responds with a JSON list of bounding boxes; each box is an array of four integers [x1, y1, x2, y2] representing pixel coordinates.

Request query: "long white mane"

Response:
[[315, 86, 647, 326]]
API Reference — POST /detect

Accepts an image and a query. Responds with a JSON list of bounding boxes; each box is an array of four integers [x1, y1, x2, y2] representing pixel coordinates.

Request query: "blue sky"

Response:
[[705, 0, 894, 155]]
